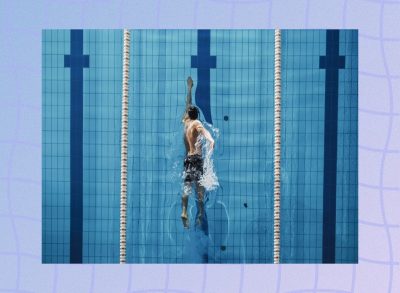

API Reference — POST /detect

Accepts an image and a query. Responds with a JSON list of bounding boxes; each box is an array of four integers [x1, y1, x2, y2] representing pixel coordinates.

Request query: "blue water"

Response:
[[42, 29, 358, 263]]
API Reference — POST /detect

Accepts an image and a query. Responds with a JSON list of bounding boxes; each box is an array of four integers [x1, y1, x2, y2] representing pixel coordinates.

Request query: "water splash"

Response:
[[170, 160, 182, 182], [198, 144, 219, 191], [204, 121, 220, 140], [198, 122, 220, 191]]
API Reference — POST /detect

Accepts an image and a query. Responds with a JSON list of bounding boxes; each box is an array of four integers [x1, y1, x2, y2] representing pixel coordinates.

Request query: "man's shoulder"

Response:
[[193, 119, 202, 125], [192, 120, 204, 128], [192, 120, 205, 133]]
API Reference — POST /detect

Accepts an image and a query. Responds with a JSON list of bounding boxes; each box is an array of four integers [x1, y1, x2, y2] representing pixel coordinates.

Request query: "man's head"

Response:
[[187, 105, 199, 120]]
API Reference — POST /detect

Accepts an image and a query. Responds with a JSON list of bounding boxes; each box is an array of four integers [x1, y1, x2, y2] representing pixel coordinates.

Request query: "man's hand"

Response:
[[187, 76, 193, 89]]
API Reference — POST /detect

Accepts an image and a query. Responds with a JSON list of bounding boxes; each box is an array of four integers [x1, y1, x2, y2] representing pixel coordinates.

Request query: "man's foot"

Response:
[[181, 213, 189, 229], [187, 76, 193, 89]]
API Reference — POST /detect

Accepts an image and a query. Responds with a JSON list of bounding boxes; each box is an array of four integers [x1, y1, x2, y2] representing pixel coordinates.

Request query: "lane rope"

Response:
[[120, 29, 130, 264], [273, 29, 282, 264]]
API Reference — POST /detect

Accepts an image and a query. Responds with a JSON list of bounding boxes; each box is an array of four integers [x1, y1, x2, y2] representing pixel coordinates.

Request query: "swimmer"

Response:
[[181, 77, 215, 229]]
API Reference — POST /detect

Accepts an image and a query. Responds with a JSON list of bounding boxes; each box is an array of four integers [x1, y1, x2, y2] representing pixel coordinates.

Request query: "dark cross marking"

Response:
[[319, 29, 345, 264], [64, 29, 89, 263], [191, 30, 216, 124]]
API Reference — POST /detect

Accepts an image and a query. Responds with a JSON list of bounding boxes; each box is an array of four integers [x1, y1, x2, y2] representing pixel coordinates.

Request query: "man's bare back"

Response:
[[184, 119, 206, 156]]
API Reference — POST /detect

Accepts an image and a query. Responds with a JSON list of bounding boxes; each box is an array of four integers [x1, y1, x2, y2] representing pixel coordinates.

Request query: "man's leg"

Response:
[[195, 182, 205, 227], [181, 182, 191, 228]]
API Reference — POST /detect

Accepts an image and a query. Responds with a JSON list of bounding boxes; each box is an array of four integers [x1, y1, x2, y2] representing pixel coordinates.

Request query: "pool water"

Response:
[[42, 29, 357, 263]]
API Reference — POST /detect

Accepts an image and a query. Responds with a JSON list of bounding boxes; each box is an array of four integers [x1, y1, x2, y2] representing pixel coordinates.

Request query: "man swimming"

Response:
[[181, 77, 215, 229]]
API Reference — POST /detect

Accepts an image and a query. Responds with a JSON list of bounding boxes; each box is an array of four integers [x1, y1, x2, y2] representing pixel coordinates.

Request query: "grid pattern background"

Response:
[[280, 30, 327, 263], [42, 30, 71, 263], [210, 30, 275, 263], [42, 29, 358, 264], [127, 30, 197, 263], [42, 30, 124, 263], [82, 30, 122, 263], [336, 30, 358, 263], [3, 0, 397, 291], [280, 30, 358, 263]]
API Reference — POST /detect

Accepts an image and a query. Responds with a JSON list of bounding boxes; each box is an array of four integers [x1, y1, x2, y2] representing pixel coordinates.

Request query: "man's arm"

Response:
[[186, 77, 193, 108], [195, 121, 215, 150], [182, 77, 194, 122]]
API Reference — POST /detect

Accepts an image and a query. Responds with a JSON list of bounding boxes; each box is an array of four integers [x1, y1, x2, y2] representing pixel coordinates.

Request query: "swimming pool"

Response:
[[42, 29, 358, 263]]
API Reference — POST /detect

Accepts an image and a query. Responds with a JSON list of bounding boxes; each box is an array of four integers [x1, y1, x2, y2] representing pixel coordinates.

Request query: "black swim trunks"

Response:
[[183, 154, 204, 183]]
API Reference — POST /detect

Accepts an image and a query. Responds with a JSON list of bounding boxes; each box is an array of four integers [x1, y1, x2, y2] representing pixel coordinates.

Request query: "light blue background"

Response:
[[1, 0, 399, 292]]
